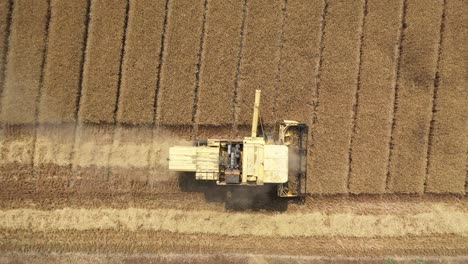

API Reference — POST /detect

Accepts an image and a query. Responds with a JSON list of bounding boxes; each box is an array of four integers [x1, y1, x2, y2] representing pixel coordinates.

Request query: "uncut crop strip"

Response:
[[348, 0, 403, 194], [387, 0, 444, 193], [426, 0, 468, 194], [195, 0, 244, 127], [37, 0, 88, 124], [235, 0, 283, 125], [117, 0, 166, 125], [156, 0, 206, 126], [274, 0, 323, 124], [78, 0, 128, 123], [2, 231, 468, 257], [308, 0, 363, 194], [0, 0, 12, 107], [0, 203, 467, 237], [0, 0, 49, 124]]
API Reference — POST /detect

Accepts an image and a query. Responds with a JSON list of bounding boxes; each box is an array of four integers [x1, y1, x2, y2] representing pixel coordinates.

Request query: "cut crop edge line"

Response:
[[108, 0, 131, 183], [152, 0, 170, 127], [148, 0, 170, 186], [32, 0, 52, 192], [70, 0, 92, 187], [232, 0, 248, 136], [309, 0, 328, 194]]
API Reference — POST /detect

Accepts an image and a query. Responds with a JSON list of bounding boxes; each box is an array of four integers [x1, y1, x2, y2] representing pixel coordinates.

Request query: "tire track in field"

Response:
[[385, 0, 408, 191], [70, 0, 91, 188], [112, 0, 130, 124], [148, 0, 170, 189], [308, 0, 328, 194], [347, 0, 368, 192], [73, 0, 91, 124], [191, 0, 208, 138], [232, 0, 248, 134], [425, 0, 447, 192], [426, 0, 468, 194], [152, 0, 170, 127], [0, 0, 13, 113], [108, 0, 130, 184], [32, 0, 52, 190]]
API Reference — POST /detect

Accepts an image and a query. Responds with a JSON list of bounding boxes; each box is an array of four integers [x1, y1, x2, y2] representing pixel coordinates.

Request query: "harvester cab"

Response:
[[168, 90, 308, 198]]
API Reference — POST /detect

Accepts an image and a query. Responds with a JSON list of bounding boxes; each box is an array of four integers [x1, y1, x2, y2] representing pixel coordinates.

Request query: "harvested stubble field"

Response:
[[0, 0, 467, 261]]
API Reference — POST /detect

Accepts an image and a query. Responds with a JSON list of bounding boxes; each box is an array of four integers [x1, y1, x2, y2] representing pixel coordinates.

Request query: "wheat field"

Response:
[[0, 0, 467, 260]]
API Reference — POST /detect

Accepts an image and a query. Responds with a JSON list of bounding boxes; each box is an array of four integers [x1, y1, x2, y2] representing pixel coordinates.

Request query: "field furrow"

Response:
[[156, 0, 206, 126], [78, 0, 128, 123], [426, 0, 468, 194], [236, 0, 283, 125], [387, 0, 444, 193], [308, 0, 364, 194], [37, 0, 88, 124], [0, 0, 49, 124], [195, 0, 244, 128], [117, 0, 166, 125], [348, 0, 403, 194]]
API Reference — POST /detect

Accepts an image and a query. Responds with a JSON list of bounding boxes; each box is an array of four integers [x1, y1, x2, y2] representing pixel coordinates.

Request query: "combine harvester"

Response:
[[169, 90, 308, 200]]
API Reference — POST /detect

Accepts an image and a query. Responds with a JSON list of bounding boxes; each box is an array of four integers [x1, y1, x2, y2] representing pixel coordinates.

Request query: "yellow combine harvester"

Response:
[[169, 90, 308, 198]]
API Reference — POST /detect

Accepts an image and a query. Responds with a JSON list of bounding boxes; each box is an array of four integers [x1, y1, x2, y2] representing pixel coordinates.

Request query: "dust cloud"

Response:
[[0, 124, 192, 170]]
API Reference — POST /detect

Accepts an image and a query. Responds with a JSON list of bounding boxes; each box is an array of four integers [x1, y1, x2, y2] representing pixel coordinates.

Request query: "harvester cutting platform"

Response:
[[169, 90, 308, 198]]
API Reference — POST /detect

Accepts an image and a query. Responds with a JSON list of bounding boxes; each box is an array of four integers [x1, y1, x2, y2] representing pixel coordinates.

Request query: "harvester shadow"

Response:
[[178, 172, 288, 212]]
